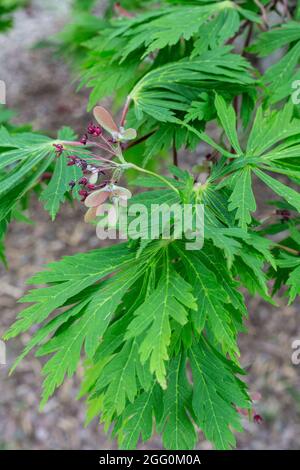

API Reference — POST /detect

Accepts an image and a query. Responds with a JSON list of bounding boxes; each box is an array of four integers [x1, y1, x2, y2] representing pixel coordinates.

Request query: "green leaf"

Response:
[[254, 168, 300, 213], [40, 154, 81, 220], [9, 300, 91, 374], [4, 243, 136, 339], [263, 42, 300, 104], [0, 155, 53, 224], [117, 384, 157, 450], [246, 102, 299, 157], [214, 93, 242, 154], [130, 47, 254, 123], [92, 339, 143, 418], [277, 254, 300, 304], [126, 254, 197, 388], [161, 353, 197, 450], [36, 264, 147, 406], [117, 3, 243, 60], [6, 243, 164, 406], [250, 21, 300, 56], [0, 126, 51, 149], [189, 337, 250, 450], [192, 8, 240, 56], [235, 249, 271, 300], [286, 265, 300, 303], [82, 266, 142, 358], [175, 245, 239, 355], [0, 145, 54, 196], [228, 167, 256, 229]]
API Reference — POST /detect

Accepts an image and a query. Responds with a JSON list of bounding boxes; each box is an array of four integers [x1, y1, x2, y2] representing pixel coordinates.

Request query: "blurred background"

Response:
[[0, 0, 300, 450]]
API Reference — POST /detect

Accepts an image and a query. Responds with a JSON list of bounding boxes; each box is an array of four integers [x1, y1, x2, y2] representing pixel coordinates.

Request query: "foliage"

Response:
[[2, 0, 300, 452], [0, 0, 27, 32]]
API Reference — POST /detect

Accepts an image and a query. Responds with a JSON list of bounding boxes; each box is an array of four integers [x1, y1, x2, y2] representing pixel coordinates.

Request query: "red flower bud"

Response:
[[276, 209, 291, 221], [253, 414, 263, 424], [80, 160, 88, 171], [80, 134, 88, 145], [93, 126, 102, 137], [87, 122, 102, 136], [53, 144, 64, 155], [87, 123, 96, 135]]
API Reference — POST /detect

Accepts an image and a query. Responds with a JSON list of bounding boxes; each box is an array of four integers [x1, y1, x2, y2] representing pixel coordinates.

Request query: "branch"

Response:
[[275, 243, 300, 256], [172, 136, 178, 168], [130, 163, 180, 195], [254, 0, 269, 30], [123, 129, 157, 150], [120, 96, 131, 127], [226, 20, 250, 45]]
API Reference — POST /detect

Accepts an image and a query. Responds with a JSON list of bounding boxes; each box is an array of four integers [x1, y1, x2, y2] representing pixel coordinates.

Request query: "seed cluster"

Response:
[[52, 110, 135, 210]]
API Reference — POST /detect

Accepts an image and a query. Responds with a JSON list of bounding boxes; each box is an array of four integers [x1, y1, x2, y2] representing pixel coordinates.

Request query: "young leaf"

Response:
[[4, 243, 137, 339], [40, 153, 81, 220], [117, 384, 158, 450], [228, 167, 256, 229], [254, 168, 300, 213], [190, 337, 250, 450], [92, 339, 142, 418], [214, 93, 243, 155], [175, 245, 240, 356], [36, 264, 151, 406], [125, 256, 197, 388], [130, 47, 254, 122], [286, 265, 300, 304], [161, 353, 197, 450]]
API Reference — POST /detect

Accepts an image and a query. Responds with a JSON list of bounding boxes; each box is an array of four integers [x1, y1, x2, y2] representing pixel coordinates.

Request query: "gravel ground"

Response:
[[0, 0, 90, 133], [0, 0, 300, 451]]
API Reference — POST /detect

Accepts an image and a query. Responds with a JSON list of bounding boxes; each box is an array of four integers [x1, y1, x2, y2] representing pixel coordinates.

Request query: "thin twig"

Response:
[[275, 243, 300, 256], [114, 2, 134, 18], [41, 172, 52, 181], [124, 129, 157, 150], [254, 0, 269, 30], [120, 96, 131, 127], [172, 136, 178, 168], [281, 0, 291, 19], [226, 20, 249, 45], [130, 164, 180, 195], [92, 141, 115, 155], [243, 22, 254, 53], [81, 152, 117, 165], [99, 134, 116, 153], [267, 0, 280, 10], [61, 140, 115, 155]]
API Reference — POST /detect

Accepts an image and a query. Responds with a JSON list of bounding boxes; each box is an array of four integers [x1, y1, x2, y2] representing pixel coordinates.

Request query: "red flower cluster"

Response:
[[87, 123, 102, 136]]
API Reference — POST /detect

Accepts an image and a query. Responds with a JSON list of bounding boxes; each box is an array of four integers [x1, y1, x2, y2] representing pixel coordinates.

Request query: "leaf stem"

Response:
[[275, 243, 300, 256], [124, 129, 157, 150], [172, 136, 178, 170], [254, 0, 268, 29], [120, 96, 131, 127], [130, 164, 180, 195], [61, 140, 115, 155]]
